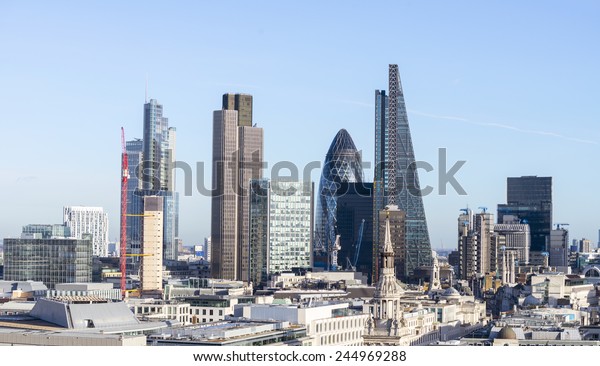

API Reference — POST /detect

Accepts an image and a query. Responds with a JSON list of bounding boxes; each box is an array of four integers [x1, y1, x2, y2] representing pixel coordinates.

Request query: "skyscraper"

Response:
[[549, 228, 569, 267], [373, 65, 432, 281], [211, 94, 263, 281], [63, 206, 109, 257], [497, 176, 552, 260], [134, 99, 180, 264], [314, 129, 364, 270]]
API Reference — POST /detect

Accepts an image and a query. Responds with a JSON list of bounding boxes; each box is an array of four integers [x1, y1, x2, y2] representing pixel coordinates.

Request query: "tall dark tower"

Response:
[[498, 176, 552, 262], [373, 65, 432, 282]]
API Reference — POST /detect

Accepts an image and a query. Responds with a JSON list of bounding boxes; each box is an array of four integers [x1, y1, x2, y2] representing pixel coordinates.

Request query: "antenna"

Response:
[[145, 74, 148, 103]]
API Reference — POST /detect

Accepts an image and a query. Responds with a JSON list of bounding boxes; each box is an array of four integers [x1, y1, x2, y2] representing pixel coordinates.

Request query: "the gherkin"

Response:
[[314, 129, 364, 270]]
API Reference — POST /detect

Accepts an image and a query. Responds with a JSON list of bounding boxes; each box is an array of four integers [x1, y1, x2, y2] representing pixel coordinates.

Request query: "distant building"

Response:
[[376, 205, 405, 282], [249, 179, 313, 285], [3, 226, 92, 289], [336, 182, 374, 282], [457, 210, 494, 280], [63, 206, 109, 257], [498, 176, 552, 261], [141, 196, 164, 294], [494, 223, 530, 265], [580, 238, 592, 253], [211, 94, 264, 281], [549, 229, 569, 267], [314, 129, 364, 271], [203, 236, 211, 262]]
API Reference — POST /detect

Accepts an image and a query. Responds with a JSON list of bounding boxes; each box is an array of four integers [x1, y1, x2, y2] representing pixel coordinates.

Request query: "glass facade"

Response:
[[498, 176, 552, 253], [373, 65, 432, 282], [249, 179, 313, 285], [3, 237, 92, 289], [335, 182, 374, 282], [314, 129, 364, 270]]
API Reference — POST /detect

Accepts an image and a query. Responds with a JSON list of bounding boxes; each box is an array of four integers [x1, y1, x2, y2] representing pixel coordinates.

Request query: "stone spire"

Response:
[[374, 216, 405, 304]]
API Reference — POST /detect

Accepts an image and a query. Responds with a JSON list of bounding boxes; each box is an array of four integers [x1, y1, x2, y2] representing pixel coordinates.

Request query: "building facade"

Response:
[[314, 129, 364, 270], [3, 235, 92, 289], [63, 206, 109, 257], [373, 65, 432, 282], [211, 94, 264, 281], [549, 228, 569, 267], [249, 179, 313, 285], [141, 196, 164, 293], [498, 176, 552, 259]]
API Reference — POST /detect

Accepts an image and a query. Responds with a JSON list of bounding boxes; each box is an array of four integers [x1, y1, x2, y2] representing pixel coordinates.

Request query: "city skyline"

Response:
[[1, 2, 599, 249]]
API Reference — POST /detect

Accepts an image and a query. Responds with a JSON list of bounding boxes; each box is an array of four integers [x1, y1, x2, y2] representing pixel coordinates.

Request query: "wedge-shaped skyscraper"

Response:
[[373, 65, 432, 281]]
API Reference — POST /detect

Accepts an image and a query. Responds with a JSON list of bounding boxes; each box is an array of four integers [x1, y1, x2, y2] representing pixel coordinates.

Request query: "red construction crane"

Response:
[[120, 127, 129, 298]]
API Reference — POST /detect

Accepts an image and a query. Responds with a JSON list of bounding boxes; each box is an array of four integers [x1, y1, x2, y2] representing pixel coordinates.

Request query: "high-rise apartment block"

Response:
[[63, 206, 109, 257], [373, 65, 432, 282], [211, 94, 263, 281]]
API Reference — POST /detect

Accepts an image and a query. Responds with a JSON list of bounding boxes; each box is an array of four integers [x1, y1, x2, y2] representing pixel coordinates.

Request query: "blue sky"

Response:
[[1, 1, 599, 249]]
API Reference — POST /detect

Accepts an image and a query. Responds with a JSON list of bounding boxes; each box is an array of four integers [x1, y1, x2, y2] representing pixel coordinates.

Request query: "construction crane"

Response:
[[459, 208, 470, 215], [478, 206, 488, 213], [119, 127, 129, 299], [352, 219, 366, 270], [555, 223, 569, 230]]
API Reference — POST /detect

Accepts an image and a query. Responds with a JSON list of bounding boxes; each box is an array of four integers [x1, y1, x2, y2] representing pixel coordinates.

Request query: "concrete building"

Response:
[[494, 221, 530, 265], [141, 196, 164, 294], [550, 228, 570, 267], [458, 210, 495, 280], [235, 301, 368, 346], [0, 297, 167, 346], [47, 283, 121, 301], [0, 281, 47, 300], [211, 94, 264, 281], [63, 206, 109, 257]]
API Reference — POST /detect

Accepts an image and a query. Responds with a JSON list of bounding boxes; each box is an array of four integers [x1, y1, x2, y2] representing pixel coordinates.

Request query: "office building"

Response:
[[249, 179, 313, 285], [63, 206, 109, 257], [335, 182, 374, 281], [373, 64, 432, 281], [494, 223, 530, 265], [203, 237, 211, 262], [549, 229, 569, 267], [580, 238, 592, 253], [498, 176, 552, 260], [3, 225, 92, 289], [314, 129, 364, 270], [211, 94, 264, 281]]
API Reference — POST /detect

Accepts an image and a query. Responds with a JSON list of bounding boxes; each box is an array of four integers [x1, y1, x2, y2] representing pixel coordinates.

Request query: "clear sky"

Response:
[[1, 1, 599, 249]]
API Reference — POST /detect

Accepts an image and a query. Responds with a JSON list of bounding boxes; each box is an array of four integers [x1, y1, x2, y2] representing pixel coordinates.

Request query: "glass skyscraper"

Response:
[[373, 64, 432, 282], [314, 129, 364, 270]]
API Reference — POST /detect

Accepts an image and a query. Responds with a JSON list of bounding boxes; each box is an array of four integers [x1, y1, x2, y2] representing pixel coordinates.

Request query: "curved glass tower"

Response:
[[314, 129, 364, 270]]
